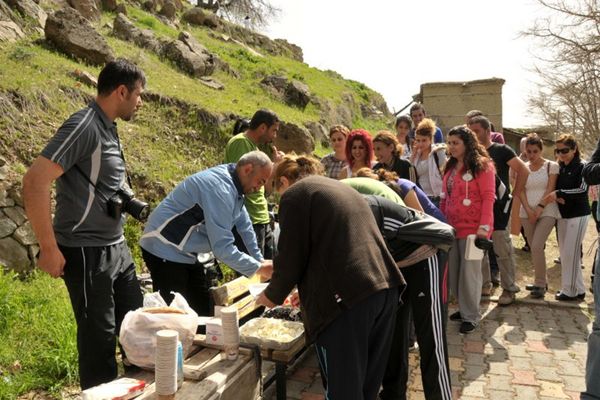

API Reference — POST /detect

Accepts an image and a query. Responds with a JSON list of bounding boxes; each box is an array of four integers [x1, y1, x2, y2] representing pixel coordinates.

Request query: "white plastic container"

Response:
[[465, 234, 484, 261]]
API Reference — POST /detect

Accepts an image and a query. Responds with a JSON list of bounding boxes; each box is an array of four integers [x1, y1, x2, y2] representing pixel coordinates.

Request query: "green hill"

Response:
[[0, 2, 393, 396]]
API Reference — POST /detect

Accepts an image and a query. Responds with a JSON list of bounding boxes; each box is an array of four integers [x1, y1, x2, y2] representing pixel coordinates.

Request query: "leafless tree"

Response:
[[523, 0, 600, 150], [198, 0, 279, 28]]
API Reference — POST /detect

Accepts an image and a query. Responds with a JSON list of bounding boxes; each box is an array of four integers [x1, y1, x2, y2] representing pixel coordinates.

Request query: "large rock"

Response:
[[67, 0, 101, 21], [202, 12, 218, 28], [162, 32, 216, 77], [304, 121, 328, 147], [285, 80, 310, 109], [0, 20, 24, 42], [274, 122, 315, 154], [101, 0, 117, 11], [5, 0, 46, 27], [0, 215, 17, 238], [3, 206, 26, 225], [0, 236, 31, 273], [45, 7, 114, 66], [113, 13, 161, 53], [314, 97, 353, 128], [14, 221, 36, 246], [261, 75, 287, 93], [182, 7, 205, 25], [158, 0, 176, 20], [360, 103, 384, 119]]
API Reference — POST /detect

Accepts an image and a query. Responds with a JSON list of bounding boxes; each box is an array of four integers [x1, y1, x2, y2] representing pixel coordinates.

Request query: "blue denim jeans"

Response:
[[582, 244, 600, 399]]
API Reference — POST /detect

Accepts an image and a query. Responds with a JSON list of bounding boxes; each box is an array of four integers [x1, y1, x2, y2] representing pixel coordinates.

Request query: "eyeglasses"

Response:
[[554, 147, 572, 155]]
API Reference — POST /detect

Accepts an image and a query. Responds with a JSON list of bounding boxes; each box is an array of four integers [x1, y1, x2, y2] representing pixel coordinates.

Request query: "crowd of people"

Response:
[[21, 59, 600, 400]]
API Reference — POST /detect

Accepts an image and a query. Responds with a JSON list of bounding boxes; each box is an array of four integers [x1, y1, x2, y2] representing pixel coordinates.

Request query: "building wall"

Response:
[[419, 78, 505, 135]]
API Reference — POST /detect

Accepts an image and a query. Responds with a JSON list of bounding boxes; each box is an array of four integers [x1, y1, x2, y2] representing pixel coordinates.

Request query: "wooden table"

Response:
[[124, 345, 261, 400]]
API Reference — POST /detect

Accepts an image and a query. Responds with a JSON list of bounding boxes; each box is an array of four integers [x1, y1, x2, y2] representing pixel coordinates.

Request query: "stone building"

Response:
[[414, 78, 505, 135]]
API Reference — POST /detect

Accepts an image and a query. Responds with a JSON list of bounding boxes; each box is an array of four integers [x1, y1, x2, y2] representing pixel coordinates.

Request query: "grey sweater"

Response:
[[264, 175, 405, 342]]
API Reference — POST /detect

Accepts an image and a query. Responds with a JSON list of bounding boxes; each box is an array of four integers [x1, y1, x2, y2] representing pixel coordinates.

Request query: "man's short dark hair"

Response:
[[409, 103, 426, 116], [467, 115, 491, 131], [97, 58, 146, 96], [466, 109, 484, 119], [249, 109, 279, 130]]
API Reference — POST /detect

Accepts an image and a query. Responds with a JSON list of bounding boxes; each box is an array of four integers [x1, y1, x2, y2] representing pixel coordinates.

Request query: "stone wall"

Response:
[[416, 78, 505, 135], [0, 158, 38, 274]]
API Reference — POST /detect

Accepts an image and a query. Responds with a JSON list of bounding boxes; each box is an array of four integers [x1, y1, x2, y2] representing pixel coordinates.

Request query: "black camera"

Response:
[[107, 187, 149, 222], [475, 237, 494, 252]]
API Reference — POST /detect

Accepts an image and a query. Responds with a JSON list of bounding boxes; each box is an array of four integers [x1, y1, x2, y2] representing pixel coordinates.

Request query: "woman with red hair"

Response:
[[338, 129, 374, 179]]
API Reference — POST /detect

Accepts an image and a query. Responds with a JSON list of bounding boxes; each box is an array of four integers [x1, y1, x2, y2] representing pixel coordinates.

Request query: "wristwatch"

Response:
[[479, 225, 491, 232]]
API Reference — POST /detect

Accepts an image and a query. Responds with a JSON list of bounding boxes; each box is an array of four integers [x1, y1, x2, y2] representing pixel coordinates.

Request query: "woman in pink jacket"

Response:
[[440, 126, 496, 334]]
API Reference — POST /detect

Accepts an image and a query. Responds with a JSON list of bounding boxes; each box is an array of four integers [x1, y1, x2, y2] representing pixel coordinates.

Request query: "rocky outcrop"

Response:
[[261, 75, 287, 92], [304, 121, 328, 147], [285, 80, 310, 109], [182, 7, 217, 28], [4, 0, 46, 28], [102, 0, 117, 12], [69, 69, 98, 87], [261, 75, 311, 109], [66, 0, 101, 21], [0, 20, 24, 42], [45, 7, 114, 65], [0, 159, 38, 274], [113, 13, 161, 53], [274, 122, 315, 154], [313, 97, 353, 129], [214, 20, 303, 62], [158, 0, 176, 20], [182, 7, 204, 25], [161, 31, 216, 77]]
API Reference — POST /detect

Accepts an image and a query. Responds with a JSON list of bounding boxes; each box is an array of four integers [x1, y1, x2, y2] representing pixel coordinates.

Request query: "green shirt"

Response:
[[341, 178, 405, 205], [225, 133, 270, 225]]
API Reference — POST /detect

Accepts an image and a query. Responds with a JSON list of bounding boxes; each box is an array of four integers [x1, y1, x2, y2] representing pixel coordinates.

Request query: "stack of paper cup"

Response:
[[220, 306, 239, 360], [155, 329, 179, 398]]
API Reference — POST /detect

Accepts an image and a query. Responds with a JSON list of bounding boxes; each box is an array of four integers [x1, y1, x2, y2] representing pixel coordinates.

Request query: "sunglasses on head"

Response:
[[554, 147, 572, 155]]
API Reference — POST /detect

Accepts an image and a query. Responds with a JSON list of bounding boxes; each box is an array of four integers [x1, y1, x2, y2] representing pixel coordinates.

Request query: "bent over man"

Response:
[[140, 151, 274, 317]]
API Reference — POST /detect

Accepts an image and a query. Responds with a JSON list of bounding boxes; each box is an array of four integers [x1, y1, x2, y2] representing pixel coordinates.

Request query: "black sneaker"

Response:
[[449, 311, 462, 321], [555, 292, 584, 301], [460, 321, 477, 334], [530, 287, 546, 299], [526, 283, 548, 291]]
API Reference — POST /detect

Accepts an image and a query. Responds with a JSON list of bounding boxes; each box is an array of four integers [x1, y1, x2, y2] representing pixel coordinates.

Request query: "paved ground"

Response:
[[263, 298, 594, 400]]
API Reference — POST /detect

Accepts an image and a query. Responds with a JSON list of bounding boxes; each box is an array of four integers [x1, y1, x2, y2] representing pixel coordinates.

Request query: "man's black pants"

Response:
[[381, 252, 452, 400], [141, 249, 217, 319], [61, 242, 143, 390], [314, 287, 398, 400]]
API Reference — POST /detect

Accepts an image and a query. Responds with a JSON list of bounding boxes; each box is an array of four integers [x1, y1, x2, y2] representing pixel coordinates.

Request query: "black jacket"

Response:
[[556, 157, 590, 219], [583, 138, 600, 185]]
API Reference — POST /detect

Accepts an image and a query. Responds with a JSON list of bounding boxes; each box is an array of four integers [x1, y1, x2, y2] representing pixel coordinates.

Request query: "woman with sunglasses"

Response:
[[338, 129, 374, 179], [518, 134, 561, 299], [441, 126, 495, 334], [320, 125, 349, 179], [544, 134, 589, 301]]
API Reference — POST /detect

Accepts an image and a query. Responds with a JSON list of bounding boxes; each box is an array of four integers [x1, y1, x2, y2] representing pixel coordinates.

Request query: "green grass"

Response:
[[0, 270, 77, 399]]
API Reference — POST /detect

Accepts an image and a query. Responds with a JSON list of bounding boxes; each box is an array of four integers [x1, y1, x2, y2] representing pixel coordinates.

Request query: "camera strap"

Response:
[[73, 164, 110, 202], [71, 130, 134, 201]]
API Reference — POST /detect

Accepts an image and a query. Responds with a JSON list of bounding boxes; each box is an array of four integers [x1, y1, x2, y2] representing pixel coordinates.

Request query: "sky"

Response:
[[262, 0, 549, 128]]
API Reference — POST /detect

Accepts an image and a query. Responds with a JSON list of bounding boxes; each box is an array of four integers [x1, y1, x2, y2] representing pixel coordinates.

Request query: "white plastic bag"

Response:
[[119, 292, 198, 369]]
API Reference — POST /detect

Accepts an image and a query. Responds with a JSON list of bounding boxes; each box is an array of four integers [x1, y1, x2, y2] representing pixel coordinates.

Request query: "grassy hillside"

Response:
[[0, 4, 393, 397]]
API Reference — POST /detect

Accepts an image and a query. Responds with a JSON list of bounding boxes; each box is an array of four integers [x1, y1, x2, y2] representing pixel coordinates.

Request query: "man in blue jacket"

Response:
[[140, 151, 274, 316]]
